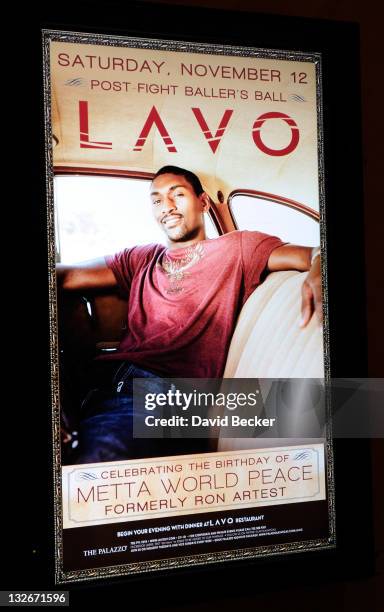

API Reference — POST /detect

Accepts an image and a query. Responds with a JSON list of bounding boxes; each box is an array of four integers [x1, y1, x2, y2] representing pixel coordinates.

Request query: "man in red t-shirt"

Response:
[[57, 165, 322, 463]]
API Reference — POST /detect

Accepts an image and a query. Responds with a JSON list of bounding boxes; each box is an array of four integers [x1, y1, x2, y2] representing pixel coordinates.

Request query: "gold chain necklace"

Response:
[[158, 242, 204, 293]]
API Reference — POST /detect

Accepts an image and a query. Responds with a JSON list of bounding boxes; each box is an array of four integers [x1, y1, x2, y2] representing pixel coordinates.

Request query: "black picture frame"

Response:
[[13, 0, 372, 603]]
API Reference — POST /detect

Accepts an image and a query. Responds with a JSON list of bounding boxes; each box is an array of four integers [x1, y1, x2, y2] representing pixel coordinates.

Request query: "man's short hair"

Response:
[[153, 166, 204, 196]]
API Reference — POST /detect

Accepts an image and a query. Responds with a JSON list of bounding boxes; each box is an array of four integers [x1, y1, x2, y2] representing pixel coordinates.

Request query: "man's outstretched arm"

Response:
[[56, 257, 117, 291], [267, 244, 322, 327]]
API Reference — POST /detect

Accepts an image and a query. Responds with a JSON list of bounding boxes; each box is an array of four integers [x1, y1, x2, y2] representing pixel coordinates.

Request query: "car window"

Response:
[[54, 175, 218, 264], [229, 193, 320, 246]]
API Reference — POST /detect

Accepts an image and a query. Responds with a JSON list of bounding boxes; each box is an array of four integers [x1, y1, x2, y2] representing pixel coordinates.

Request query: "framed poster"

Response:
[[43, 26, 335, 584]]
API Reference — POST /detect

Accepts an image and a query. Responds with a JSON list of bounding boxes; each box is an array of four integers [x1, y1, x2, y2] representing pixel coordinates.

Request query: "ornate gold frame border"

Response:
[[42, 28, 334, 585]]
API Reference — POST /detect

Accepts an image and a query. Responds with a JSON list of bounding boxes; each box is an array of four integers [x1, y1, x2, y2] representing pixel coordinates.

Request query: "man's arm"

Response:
[[267, 244, 322, 327], [56, 257, 117, 291]]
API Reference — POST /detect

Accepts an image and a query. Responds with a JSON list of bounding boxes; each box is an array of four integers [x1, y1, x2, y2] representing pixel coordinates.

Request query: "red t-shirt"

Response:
[[103, 230, 283, 378]]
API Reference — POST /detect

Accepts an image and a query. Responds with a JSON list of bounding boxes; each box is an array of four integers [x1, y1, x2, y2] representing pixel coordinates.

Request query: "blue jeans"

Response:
[[70, 362, 209, 464]]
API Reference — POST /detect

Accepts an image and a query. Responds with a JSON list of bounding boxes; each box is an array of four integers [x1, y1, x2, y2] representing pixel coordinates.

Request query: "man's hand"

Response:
[[267, 244, 322, 328], [300, 252, 322, 328]]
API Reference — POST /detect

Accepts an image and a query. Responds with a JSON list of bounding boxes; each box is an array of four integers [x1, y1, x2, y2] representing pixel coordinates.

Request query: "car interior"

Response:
[[51, 99, 324, 461]]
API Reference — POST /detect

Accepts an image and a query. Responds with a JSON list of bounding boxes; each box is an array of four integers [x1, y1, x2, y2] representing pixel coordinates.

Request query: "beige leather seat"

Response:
[[224, 270, 324, 379], [219, 270, 324, 452]]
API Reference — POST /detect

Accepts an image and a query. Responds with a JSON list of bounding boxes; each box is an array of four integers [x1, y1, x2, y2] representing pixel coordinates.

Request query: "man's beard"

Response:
[[164, 222, 200, 243]]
